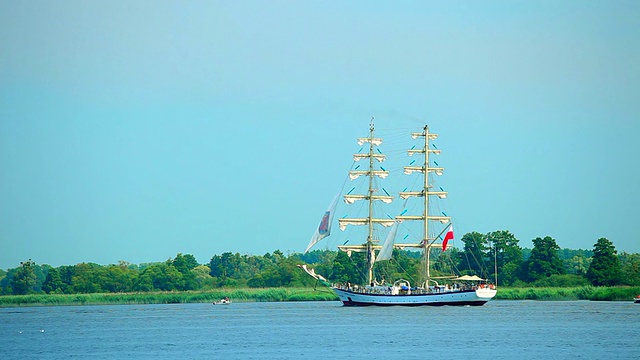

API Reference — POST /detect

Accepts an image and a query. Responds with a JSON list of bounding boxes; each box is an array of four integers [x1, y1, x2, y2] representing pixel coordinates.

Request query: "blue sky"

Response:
[[1, 1, 638, 269]]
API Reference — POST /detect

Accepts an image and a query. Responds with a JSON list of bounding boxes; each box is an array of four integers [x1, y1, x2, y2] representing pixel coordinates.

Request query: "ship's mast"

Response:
[[337, 124, 452, 288], [423, 125, 431, 282], [366, 119, 376, 285], [337, 118, 394, 286], [397, 125, 449, 287]]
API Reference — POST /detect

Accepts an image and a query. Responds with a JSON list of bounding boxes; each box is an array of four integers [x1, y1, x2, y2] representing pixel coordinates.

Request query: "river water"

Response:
[[1, 300, 638, 359]]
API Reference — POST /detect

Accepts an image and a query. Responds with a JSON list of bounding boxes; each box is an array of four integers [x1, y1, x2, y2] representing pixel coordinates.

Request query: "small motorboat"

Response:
[[634, 295, 640, 304], [213, 297, 231, 305]]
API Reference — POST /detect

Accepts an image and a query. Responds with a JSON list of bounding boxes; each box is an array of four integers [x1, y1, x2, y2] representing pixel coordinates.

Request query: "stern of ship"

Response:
[[475, 286, 497, 301]]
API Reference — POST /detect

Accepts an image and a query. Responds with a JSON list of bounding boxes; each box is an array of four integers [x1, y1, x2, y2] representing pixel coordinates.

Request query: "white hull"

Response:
[[333, 287, 497, 306]]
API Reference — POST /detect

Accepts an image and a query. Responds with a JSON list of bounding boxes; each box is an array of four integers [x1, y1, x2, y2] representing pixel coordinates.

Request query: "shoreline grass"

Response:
[[1, 286, 638, 307], [0, 287, 339, 307], [493, 285, 640, 301]]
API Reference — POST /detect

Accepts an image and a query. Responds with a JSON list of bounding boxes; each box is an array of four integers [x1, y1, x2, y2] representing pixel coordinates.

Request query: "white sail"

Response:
[[349, 170, 389, 180], [338, 218, 396, 231], [399, 191, 423, 199], [357, 137, 382, 146], [396, 215, 450, 224], [305, 194, 339, 253], [344, 194, 393, 204], [412, 132, 438, 140], [343, 194, 366, 204], [375, 221, 399, 262], [408, 149, 441, 156], [353, 153, 385, 162], [403, 166, 423, 175], [404, 166, 444, 176], [399, 190, 445, 199]]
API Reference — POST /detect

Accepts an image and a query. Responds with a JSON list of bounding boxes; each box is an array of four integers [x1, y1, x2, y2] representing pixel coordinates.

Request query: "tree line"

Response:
[[1, 231, 639, 296]]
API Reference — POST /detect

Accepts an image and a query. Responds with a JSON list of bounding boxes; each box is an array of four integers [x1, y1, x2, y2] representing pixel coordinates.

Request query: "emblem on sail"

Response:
[[305, 195, 339, 253], [318, 212, 330, 235]]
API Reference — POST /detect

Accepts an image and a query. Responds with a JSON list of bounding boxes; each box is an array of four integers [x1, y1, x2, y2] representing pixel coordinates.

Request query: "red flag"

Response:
[[442, 225, 454, 251]]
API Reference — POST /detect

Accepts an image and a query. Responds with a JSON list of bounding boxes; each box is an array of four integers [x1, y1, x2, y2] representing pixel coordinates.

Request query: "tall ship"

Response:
[[302, 120, 497, 306]]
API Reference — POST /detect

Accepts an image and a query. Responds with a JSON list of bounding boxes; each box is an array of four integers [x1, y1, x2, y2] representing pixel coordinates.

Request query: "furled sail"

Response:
[[349, 170, 389, 180], [305, 194, 339, 253], [375, 221, 399, 262], [412, 132, 438, 141], [344, 194, 393, 204], [408, 149, 441, 156], [404, 166, 444, 176], [399, 191, 424, 199], [396, 214, 450, 224], [353, 153, 385, 162], [338, 218, 396, 231], [357, 137, 382, 146]]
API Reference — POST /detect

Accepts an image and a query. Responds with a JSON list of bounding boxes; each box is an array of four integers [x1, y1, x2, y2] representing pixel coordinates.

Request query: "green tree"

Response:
[[192, 265, 214, 289], [72, 263, 104, 293], [247, 251, 299, 288], [160, 264, 185, 290], [458, 232, 489, 277], [586, 238, 622, 286], [486, 230, 523, 285], [33, 264, 48, 293], [42, 267, 64, 294], [292, 249, 337, 281], [247, 273, 266, 287], [331, 251, 362, 284], [166, 254, 198, 290], [134, 263, 185, 291], [618, 252, 640, 286], [58, 265, 75, 293], [11, 259, 38, 295], [522, 236, 564, 282], [209, 252, 242, 279], [103, 264, 135, 292], [172, 253, 199, 273], [257, 268, 282, 287], [0, 268, 6, 294], [376, 249, 421, 283], [209, 254, 223, 278], [134, 264, 159, 291], [558, 248, 592, 275], [563, 255, 591, 276]]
